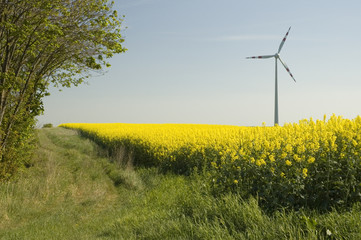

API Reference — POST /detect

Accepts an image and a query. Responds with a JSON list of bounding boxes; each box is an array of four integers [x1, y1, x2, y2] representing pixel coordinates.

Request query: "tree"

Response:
[[0, 0, 126, 178]]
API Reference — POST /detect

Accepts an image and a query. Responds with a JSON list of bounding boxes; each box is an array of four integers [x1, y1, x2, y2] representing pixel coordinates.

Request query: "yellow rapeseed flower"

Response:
[[256, 159, 266, 166], [302, 168, 308, 178], [307, 157, 315, 164], [293, 154, 302, 162]]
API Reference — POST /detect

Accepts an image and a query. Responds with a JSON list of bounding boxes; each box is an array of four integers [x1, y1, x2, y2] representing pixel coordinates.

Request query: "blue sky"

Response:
[[37, 0, 361, 126]]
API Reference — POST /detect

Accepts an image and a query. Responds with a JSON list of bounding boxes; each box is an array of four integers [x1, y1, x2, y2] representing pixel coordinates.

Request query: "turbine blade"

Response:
[[278, 57, 296, 82], [246, 55, 275, 59], [277, 27, 291, 54]]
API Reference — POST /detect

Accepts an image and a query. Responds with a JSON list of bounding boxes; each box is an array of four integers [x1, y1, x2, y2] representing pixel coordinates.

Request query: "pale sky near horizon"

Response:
[[37, 0, 361, 127]]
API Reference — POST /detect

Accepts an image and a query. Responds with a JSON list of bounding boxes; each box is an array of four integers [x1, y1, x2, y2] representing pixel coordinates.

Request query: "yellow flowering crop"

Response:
[[60, 114, 361, 210]]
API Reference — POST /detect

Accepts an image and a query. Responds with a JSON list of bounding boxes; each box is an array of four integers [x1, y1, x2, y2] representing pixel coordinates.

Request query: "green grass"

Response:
[[0, 127, 361, 239]]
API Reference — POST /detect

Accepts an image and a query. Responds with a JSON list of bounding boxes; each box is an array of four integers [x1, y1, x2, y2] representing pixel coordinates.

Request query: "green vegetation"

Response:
[[0, 0, 126, 179], [1, 128, 361, 239], [42, 123, 53, 128]]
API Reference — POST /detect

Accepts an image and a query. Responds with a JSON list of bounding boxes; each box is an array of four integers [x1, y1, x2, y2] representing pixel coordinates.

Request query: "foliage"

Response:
[[61, 115, 361, 211], [42, 123, 53, 128], [0, 0, 126, 177], [0, 113, 36, 180]]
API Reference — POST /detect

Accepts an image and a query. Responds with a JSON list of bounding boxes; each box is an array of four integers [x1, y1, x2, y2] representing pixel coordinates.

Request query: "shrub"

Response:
[[42, 123, 53, 128]]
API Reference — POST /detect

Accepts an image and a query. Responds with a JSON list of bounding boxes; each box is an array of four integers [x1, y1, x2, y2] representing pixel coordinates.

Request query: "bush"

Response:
[[42, 123, 53, 128], [0, 117, 36, 181]]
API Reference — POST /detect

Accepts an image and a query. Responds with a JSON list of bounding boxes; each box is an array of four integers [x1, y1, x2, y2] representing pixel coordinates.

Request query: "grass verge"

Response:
[[0, 128, 360, 239]]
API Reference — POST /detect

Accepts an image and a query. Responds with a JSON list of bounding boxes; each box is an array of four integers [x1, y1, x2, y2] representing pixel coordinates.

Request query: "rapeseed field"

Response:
[[60, 114, 361, 211]]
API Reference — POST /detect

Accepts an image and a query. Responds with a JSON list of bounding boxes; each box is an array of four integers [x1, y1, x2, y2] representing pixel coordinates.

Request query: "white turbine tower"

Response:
[[246, 27, 296, 126]]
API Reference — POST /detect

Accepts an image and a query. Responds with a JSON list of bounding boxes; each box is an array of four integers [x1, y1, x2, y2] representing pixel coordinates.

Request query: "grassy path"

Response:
[[0, 128, 202, 239], [0, 128, 139, 239]]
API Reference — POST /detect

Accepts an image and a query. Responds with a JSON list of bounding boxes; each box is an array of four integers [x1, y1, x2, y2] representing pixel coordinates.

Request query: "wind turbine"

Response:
[[246, 27, 296, 126]]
